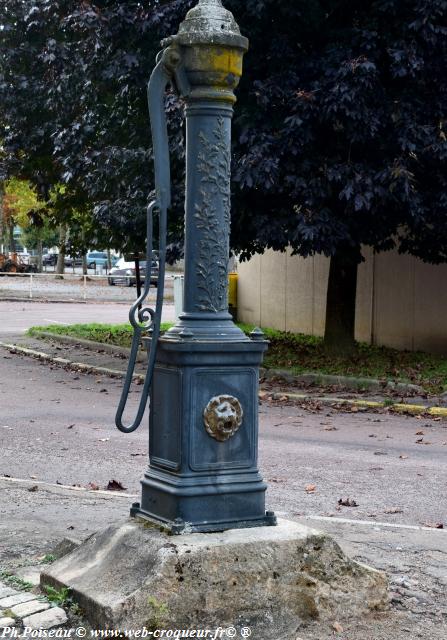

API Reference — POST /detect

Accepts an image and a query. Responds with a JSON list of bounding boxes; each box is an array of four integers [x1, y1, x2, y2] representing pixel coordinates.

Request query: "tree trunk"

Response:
[[82, 254, 88, 275], [324, 247, 360, 355], [0, 185, 5, 254], [8, 220, 15, 254], [56, 224, 67, 275], [37, 238, 43, 272]]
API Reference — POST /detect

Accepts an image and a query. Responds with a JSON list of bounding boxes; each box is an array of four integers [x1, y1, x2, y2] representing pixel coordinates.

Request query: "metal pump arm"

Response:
[[115, 46, 188, 434]]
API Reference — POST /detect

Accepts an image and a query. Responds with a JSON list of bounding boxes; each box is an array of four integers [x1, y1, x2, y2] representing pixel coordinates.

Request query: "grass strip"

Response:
[[28, 322, 447, 394]]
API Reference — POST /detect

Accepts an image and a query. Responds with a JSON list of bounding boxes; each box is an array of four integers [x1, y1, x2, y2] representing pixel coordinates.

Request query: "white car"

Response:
[[108, 257, 159, 287]]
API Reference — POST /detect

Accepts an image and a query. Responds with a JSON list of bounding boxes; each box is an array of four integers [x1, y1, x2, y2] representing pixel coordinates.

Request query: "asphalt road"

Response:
[[1, 350, 446, 526], [0, 300, 176, 334], [0, 350, 446, 638], [0, 272, 178, 303]]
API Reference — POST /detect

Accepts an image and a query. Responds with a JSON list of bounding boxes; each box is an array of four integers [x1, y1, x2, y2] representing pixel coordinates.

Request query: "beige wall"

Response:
[[237, 248, 447, 354]]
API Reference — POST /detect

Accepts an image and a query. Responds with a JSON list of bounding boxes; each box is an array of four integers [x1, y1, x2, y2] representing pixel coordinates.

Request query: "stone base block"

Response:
[[41, 519, 388, 638]]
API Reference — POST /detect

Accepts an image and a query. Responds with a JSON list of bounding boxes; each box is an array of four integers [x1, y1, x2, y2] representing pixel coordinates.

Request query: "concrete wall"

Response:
[[237, 248, 447, 354]]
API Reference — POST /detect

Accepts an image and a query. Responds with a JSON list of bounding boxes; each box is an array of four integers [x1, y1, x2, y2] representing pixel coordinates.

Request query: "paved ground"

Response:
[[0, 300, 176, 335], [0, 272, 177, 303], [0, 349, 446, 638]]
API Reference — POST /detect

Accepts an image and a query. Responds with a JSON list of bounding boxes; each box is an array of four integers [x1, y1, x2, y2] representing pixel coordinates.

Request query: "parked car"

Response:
[[108, 258, 159, 287], [17, 251, 31, 264], [86, 251, 119, 270], [64, 254, 83, 267], [42, 252, 58, 266]]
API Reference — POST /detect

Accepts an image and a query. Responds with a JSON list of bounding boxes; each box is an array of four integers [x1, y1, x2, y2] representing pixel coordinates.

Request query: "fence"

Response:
[[0, 271, 174, 304]]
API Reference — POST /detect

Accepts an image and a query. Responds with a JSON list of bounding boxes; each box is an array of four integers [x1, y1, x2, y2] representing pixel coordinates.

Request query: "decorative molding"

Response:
[[194, 116, 231, 312], [203, 394, 243, 442]]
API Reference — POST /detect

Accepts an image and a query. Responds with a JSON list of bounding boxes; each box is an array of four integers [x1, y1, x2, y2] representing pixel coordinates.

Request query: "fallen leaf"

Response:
[[415, 430, 424, 435], [29, 475, 37, 479], [332, 621, 344, 633], [399, 455, 408, 459], [28, 485, 38, 492], [87, 482, 100, 491], [324, 425, 338, 431], [305, 484, 316, 493], [384, 508, 403, 514], [98, 438, 110, 442], [338, 498, 358, 507], [67, 525, 75, 530], [106, 479, 127, 491], [67, 424, 75, 429], [424, 522, 444, 529]]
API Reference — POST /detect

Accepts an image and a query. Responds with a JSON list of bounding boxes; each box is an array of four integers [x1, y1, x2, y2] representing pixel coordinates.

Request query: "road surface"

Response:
[[0, 349, 446, 639], [0, 300, 176, 335]]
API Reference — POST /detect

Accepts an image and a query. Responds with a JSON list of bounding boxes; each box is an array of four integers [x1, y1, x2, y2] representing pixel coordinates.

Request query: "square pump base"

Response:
[[41, 518, 388, 636], [136, 336, 276, 533]]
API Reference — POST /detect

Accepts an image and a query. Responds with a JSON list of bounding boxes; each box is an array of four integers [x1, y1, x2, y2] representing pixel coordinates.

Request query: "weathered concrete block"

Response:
[[0, 592, 36, 608], [51, 536, 82, 560], [0, 618, 15, 629], [41, 519, 388, 638], [15, 565, 42, 587], [22, 607, 67, 630], [11, 599, 50, 618], [0, 587, 17, 600]]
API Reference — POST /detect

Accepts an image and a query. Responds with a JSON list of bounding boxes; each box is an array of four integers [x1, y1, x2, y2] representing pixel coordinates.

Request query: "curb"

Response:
[[265, 391, 447, 417], [0, 341, 145, 383], [30, 331, 426, 396], [0, 296, 89, 304], [2, 340, 446, 417], [29, 330, 145, 362], [261, 368, 424, 395]]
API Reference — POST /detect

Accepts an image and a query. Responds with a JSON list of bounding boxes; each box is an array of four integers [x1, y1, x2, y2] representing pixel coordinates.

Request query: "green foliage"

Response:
[[39, 554, 56, 565], [21, 220, 59, 251], [28, 322, 447, 393], [3, 178, 44, 225], [29, 322, 171, 349], [0, 570, 34, 592], [146, 596, 169, 631], [2, 609, 16, 619], [43, 585, 72, 607]]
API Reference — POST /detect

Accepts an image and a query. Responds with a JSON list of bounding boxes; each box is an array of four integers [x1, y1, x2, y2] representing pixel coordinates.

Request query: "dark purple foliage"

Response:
[[1, 0, 446, 263]]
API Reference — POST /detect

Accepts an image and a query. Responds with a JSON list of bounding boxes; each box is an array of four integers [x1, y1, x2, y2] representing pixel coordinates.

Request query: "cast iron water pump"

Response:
[[116, 0, 276, 534]]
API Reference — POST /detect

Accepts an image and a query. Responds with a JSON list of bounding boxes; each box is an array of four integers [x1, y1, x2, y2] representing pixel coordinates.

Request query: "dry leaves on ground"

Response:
[[338, 498, 358, 507], [106, 479, 127, 491]]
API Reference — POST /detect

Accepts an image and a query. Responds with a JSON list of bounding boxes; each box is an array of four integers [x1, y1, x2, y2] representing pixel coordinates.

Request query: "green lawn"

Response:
[[28, 322, 447, 394]]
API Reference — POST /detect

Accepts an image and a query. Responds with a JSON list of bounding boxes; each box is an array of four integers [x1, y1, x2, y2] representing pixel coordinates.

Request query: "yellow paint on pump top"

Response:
[[195, 45, 243, 78]]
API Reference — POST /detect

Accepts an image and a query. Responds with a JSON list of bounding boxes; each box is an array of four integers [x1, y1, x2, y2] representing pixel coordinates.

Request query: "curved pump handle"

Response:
[[115, 45, 189, 434]]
